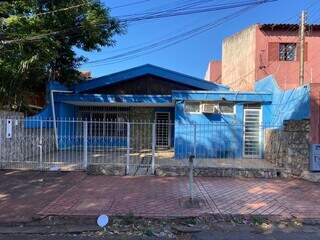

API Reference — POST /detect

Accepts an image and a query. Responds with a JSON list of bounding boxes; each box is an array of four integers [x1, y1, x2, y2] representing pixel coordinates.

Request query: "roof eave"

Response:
[[73, 64, 226, 93]]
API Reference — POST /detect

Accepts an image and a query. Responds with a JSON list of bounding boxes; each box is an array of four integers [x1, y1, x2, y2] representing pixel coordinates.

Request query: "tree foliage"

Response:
[[0, 0, 124, 111]]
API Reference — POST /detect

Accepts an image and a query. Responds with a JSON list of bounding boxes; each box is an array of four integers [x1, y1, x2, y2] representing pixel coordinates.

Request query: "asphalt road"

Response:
[[192, 230, 320, 240], [1, 228, 320, 240]]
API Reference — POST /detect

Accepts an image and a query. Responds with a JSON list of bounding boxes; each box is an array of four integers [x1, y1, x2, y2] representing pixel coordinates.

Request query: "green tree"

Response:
[[0, 0, 124, 111]]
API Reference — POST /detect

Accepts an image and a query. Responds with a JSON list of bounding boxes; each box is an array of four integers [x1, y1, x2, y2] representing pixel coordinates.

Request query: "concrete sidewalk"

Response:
[[0, 171, 319, 223]]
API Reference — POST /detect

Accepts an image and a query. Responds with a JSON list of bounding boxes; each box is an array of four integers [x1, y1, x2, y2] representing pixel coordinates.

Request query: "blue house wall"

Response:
[[255, 75, 310, 126], [23, 65, 311, 159], [172, 91, 273, 159]]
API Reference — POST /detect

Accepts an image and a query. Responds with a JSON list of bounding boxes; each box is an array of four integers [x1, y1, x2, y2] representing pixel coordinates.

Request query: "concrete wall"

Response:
[[0, 111, 23, 118], [221, 25, 257, 91]]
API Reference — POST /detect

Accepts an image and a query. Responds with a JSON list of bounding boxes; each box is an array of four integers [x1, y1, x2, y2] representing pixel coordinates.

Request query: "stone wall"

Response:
[[265, 120, 310, 177], [87, 164, 282, 178]]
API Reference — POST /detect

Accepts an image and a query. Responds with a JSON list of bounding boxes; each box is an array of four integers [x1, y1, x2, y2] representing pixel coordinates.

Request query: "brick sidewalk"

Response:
[[39, 174, 320, 220], [0, 171, 319, 223], [0, 170, 85, 223]]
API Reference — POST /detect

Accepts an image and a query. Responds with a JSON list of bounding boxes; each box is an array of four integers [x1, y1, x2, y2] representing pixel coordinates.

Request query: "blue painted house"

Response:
[[27, 64, 310, 160]]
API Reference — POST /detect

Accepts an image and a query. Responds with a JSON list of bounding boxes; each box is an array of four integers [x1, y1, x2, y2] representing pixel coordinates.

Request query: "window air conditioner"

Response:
[[201, 103, 220, 113]]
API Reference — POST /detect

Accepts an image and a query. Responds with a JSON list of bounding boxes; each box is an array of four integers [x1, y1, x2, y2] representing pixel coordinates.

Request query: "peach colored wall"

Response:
[[221, 25, 257, 91], [205, 61, 222, 83], [255, 27, 320, 90]]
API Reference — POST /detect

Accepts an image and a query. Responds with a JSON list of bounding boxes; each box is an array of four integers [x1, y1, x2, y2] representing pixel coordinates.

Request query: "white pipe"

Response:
[[50, 90, 73, 149]]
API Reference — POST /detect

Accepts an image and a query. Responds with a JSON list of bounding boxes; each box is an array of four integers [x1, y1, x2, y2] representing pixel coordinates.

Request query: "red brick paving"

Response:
[[0, 170, 85, 223], [40, 176, 213, 217], [0, 171, 320, 223], [39, 174, 320, 220]]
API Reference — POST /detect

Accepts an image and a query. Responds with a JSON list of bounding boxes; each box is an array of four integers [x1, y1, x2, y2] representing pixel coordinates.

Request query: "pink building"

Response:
[[204, 61, 222, 84], [205, 23, 320, 144], [206, 24, 320, 90]]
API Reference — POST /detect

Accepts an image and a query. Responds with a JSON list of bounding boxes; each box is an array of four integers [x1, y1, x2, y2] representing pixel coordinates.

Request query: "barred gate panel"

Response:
[[0, 117, 275, 173]]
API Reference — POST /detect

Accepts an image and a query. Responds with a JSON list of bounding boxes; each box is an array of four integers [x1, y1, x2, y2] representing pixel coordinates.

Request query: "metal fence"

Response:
[[0, 117, 280, 174]]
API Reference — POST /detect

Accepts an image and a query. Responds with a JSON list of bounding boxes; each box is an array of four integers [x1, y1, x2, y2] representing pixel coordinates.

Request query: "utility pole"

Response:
[[299, 10, 307, 86]]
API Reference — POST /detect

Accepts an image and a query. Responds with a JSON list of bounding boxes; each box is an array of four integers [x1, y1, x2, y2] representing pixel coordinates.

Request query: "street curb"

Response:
[[0, 214, 320, 234], [0, 225, 100, 234]]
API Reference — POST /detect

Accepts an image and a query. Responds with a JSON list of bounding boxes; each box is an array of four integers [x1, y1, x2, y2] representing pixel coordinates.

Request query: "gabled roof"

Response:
[[73, 64, 228, 93]]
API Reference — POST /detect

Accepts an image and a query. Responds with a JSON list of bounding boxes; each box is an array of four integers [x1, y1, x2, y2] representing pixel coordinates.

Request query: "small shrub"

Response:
[[122, 212, 135, 225], [144, 227, 154, 236]]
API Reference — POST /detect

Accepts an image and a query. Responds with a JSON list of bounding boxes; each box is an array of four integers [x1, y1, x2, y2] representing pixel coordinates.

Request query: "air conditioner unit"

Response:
[[201, 103, 220, 113]]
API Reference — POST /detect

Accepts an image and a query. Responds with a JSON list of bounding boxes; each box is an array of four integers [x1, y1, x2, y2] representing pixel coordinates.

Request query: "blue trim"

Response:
[[73, 64, 228, 93], [48, 81, 70, 91], [172, 91, 272, 102], [55, 93, 172, 104]]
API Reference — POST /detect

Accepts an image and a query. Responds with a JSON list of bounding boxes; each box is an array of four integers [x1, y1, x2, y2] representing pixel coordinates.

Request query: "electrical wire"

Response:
[[84, 4, 267, 66], [118, 0, 277, 23], [111, 0, 152, 9], [0, 0, 277, 44]]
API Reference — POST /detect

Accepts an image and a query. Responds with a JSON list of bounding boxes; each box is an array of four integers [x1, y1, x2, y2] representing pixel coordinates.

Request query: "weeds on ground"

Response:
[[251, 216, 266, 226], [122, 212, 135, 225], [143, 227, 154, 236], [181, 218, 197, 226]]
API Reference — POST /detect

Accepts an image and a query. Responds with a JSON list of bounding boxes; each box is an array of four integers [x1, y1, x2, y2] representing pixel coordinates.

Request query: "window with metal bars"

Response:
[[184, 101, 201, 113], [77, 106, 129, 137], [279, 43, 296, 61]]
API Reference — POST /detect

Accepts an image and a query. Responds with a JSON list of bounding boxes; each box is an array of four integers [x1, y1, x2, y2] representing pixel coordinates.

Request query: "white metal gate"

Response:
[[0, 116, 277, 174], [243, 108, 262, 158], [155, 112, 170, 148]]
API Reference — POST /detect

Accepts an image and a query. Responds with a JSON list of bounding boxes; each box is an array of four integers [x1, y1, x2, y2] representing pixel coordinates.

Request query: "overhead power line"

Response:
[[118, 0, 277, 23], [219, 0, 320, 90], [0, 0, 277, 44], [86, 4, 264, 66], [111, 0, 152, 9]]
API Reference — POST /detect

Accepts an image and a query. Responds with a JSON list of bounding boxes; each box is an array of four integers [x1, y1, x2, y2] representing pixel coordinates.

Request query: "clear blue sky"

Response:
[[78, 0, 320, 79]]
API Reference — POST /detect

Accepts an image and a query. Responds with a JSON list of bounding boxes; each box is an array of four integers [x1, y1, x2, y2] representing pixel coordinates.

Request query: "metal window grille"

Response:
[[219, 102, 235, 114], [279, 43, 297, 61], [185, 101, 201, 113], [77, 106, 129, 137]]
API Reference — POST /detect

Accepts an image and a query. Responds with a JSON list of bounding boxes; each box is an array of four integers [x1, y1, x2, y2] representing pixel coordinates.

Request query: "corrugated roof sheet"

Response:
[[259, 23, 320, 31]]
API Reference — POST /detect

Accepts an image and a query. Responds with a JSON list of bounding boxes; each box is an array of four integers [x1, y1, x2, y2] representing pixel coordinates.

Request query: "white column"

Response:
[[39, 120, 43, 169], [126, 122, 130, 174], [83, 121, 88, 169], [152, 123, 156, 174]]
